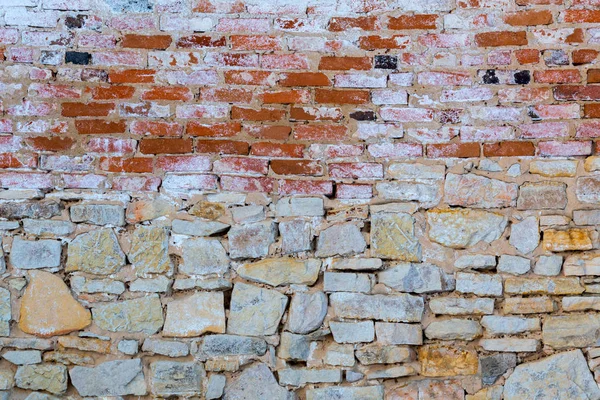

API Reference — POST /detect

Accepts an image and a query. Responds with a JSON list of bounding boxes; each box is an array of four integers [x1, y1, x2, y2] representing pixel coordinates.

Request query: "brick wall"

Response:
[[1, 0, 600, 398]]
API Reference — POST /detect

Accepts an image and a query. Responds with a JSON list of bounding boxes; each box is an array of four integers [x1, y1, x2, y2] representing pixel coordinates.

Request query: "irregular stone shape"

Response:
[[563, 296, 600, 311], [19, 270, 91, 337], [323, 343, 355, 367], [173, 277, 231, 291], [278, 332, 311, 361], [497, 255, 530, 275], [330, 258, 383, 271], [15, 364, 67, 394], [378, 263, 454, 294], [201, 334, 267, 357], [66, 229, 126, 275], [315, 223, 366, 258], [543, 314, 600, 349], [534, 255, 562, 276], [128, 226, 171, 275], [70, 204, 125, 226], [517, 182, 568, 210], [227, 283, 288, 337], [70, 359, 146, 397], [92, 295, 164, 334], [275, 197, 324, 217], [481, 353, 517, 385], [375, 181, 441, 203], [573, 209, 600, 226], [0, 288, 9, 336], [480, 338, 539, 352], [0, 368, 13, 390], [324, 272, 372, 293], [238, 258, 321, 287], [0, 201, 62, 220], [0, 248, 4, 275], [280, 219, 312, 254], [481, 316, 540, 335], [57, 336, 111, 354], [444, 173, 518, 208], [118, 339, 139, 355], [24, 393, 61, 400], [287, 291, 327, 334], [130, 275, 171, 293], [142, 339, 189, 357], [172, 218, 229, 236], [530, 160, 578, 177], [0, 338, 53, 350], [126, 196, 177, 223], [375, 322, 422, 345], [429, 297, 494, 315], [366, 365, 416, 380], [388, 163, 445, 180], [577, 176, 600, 203], [427, 209, 507, 249], [504, 277, 584, 295], [543, 228, 593, 252], [456, 272, 502, 296], [419, 345, 479, 377], [454, 255, 496, 270], [189, 201, 226, 219], [425, 319, 482, 340], [307, 386, 384, 400], [330, 292, 423, 322], [223, 363, 293, 400], [228, 221, 276, 259], [150, 361, 204, 397], [330, 321, 374, 343], [206, 374, 226, 400], [180, 237, 229, 276], [503, 297, 556, 314], [22, 219, 75, 236], [10, 238, 61, 270], [355, 344, 412, 365], [279, 368, 342, 386], [3, 350, 41, 365], [232, 205, 265, 223], [564, 254, 600, 276], [504, 350, 600, 400], [163, 292, 225, 337], [371, 213, 421, 261], [509, 216, 539, 254], [71, 276, 126, 295]]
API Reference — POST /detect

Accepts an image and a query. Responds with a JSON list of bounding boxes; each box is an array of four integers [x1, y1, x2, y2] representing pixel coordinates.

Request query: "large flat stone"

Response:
[[316, 223, 366, 257], [92, 295, 164, 334], [543, 314, 600, 349], [444, 173, 517, 208], [378, 262, 454, 293], [150, 361, 204, 397], [330, 292, 423, 322], [228, 221, 276, 259], [427, 209, 507, 249], [223, 363, 293, 400], [128, 226, 171, 275], [10, 238, 61, 270], [238, 258, 320, 287], [227, 283, 288, 337], [163, 292, 225, 337], [287, 291, 327, 334], [371, 213, 421, 261], [66, 229, 126, 275], [70, 359, 146, 397], [180, 237, 229, 276]]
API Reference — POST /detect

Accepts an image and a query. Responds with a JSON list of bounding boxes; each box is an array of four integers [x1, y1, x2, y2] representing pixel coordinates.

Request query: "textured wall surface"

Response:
[[3, 0, 600, 398]]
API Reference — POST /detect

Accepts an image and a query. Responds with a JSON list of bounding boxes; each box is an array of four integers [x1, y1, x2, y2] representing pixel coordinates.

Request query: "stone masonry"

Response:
[[2, 0, 600, 398]]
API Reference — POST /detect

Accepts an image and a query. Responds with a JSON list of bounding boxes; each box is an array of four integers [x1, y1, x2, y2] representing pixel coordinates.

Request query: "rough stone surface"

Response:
[[70, 359, 146, 397], [70, 204, 125, 226], [150, 361, 204, 397], [228, 221, 276, 259], [287, 291, 327, 334], [227, 283, 288, 337], [238, 258, 321, 287], [10, 238, 61, 270], [92, 295, 164, 334], [128, 226, 171, 275], [15, 364, 67, 395], [509, 216, 539, 254], [444, 173, 518, 208], [180, 237, 230, 276], [316, 223, 366, 258], [427, 209, 507, 249], [223, 363, 293, 400], [330, 292, 424, 322], [371, 213, 421, 261], [66, 229, 126, 275], [163, 292, 225, 337]]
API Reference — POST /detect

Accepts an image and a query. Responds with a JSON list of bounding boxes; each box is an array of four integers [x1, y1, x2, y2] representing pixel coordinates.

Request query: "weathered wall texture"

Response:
[[3, 0, 600, 398]]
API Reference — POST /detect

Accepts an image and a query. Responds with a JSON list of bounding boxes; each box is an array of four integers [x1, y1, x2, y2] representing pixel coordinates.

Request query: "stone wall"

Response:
[[1, 0, 600, 398]]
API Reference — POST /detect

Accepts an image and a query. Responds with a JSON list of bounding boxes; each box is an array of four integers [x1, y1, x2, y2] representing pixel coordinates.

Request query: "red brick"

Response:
[[109, 69, 155, 83], [221, 176, 274, 193], [261, 54, 309, 70], [584, 104, 600, 118], [554, 85, 600, 101], [294, 125, 347, 141], [26, 136, 74, 152], [357, 35, 411, 50], [231, 107, 285, 121], [99, 157, 153, 173], [251, 142, 304, 158], [187, 122, 241, 137], [318, 57, 371, 71], [483, 141, 535, 157], [534, 69, 581, 83], [368, 143, 423, 159], [121, 34, 172, 49], [475, 31, 527, 47], [577, 121, 600, 138], [563, 10, 600, 23], [329, 163, 383, 179], [29, 84, 81, 99], [213, 157, 269, 175], [328, 16, 379, 31], [538, 140, 592, 156], [86, 138, 136, 153], [573, 49, 598, 65], [261, 90, 310, 104], [231, 35, 281, 50], [515, 49, 540, 64], [112, 176, 161, 191], [271, 160, 323, 176], [336, 183, 373, 199], [588, 69, 600, 83], [201, 88, 254, 103], [141, 86, 194, 101], [315, 89, 369, 104], [155, 155, 212, 172], [388, 14, 437, 30], [504, 10, 553, 26], [140, 138, 193, 154], [0, 153, 37, 169], [196, 140, 249, 155], [90, 86, 136, 100], [224, 70, 275, 85], [291, 107, 343, 121], [278, 179, 333, 196], [130, 121, 183, 137], [176, 35, 226, 48], [61, 102, 115, 117], [427, 143, 480, 158], [75, 119, 127, 134], [246, 125, 291, 140], [279, 72, 331, 87]]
